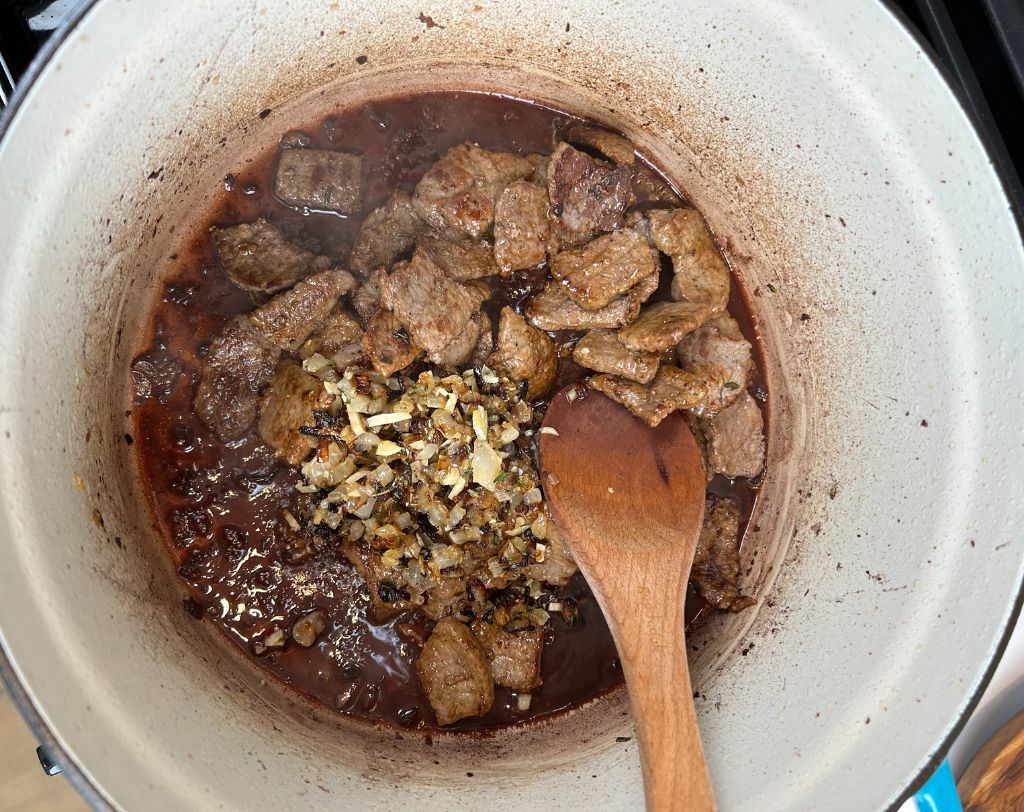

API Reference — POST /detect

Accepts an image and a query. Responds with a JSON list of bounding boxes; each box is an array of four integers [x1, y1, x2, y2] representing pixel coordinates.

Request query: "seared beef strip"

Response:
[[257, 363, 333, 465], [493, 180, 550, 274], [471, 620, 543, 691], [349, 191, 425, 275], [274, 148, 363, 214], [547, 142, 634, 244], [525, 282, 640, 331], [523, 516, 577, 586], [692, 496, 755, 611], [589, 365, 710, 427], [572, 328, 660, 384], [417, 232, 498, 281], [489, 307, 557, 400], [677, 314, 752, 413], [249, 269, 357, 351], [412, 142, 533, 239], [342, 538, 416, 621], [550, 229, 660, 310], [378, 250, 478, 353], [361, 309, 421, 376], [617, 300, 717, 352], [298, 307, 365, 368], [703, 391, 766, 479], [526, 152, 549, 186], [648, 208, 731, 312], [428, 312, 491, 367], [210, 219, 332, 295], [351, 267, 384, 326], [562, 123, 636, 166], [193, 316, 280, 441], [415, 617, 495, 726]]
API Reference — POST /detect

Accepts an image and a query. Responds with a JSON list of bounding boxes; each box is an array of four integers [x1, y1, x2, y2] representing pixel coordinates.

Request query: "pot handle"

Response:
[[913, 761, 962, 811]]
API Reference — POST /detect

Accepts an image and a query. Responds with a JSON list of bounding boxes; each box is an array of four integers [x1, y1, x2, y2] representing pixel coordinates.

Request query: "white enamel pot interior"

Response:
[[1, 1, 1023, 810]]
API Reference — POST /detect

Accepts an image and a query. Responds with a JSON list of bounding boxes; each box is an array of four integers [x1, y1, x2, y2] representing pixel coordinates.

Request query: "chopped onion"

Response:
[[352, 431, 380, 452], [517, 693, 532, 711], [471, 440, 502, 491], [366, 411, 413, 428], [346, 404, 366, 436], [539, 427, 560, 436], [472, 406, 488, 440], [353, 497, 376, 520], [498, 426, 520, 444], [302, 353, 333, 375], [448, 505, 467, 529], [375, 440, 403, 458]]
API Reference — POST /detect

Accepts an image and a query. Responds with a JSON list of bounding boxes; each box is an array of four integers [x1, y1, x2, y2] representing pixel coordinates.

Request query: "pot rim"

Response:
[[0, 1, 1021, 810]]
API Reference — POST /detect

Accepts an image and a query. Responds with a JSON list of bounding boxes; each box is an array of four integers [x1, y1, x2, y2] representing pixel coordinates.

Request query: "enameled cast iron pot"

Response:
[[1, 1, 1022, 809]]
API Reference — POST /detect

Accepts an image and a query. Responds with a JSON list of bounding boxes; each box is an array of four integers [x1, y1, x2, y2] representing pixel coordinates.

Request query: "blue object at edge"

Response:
[[914, 760, 963, 811]]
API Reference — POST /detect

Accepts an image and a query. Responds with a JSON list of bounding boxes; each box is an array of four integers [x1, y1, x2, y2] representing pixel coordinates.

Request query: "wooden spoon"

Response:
[[539, 386, 715, 812]]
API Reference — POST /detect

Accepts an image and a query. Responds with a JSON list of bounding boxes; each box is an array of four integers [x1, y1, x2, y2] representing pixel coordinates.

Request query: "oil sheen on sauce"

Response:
[[131, 91, 767, 733]]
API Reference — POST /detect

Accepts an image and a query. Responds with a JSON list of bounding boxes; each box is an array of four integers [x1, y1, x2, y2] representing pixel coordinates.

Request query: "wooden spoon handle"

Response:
[[611, 602, 716, 812]]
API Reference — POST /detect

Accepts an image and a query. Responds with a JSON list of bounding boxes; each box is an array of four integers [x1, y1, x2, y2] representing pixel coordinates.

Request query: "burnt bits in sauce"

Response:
[[132, 92, 766, 732]]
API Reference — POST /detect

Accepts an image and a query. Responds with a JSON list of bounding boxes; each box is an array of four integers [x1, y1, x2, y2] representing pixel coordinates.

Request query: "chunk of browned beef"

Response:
[[703, 391, 765, 478], [417, 232, 498, 281], [348, 191, 425, 275], [550, 229, 659, 310], [342, 539, 416, 621], [412, 143, 533, 239], [415, 617, 495, 726], [677, 314, 752, 413], [422, 577, 470, 621], [194, 317, 280, 442], [589, 365, 710, 427], [488, 307, 557, 400], [249, 269, 357, 351], [691, 496, 755, 611], [298, 308, 364, 369], [471, 620, 543, 691], [526, 153, 548, 186], [523, 514, 577, 586], [210, 219, 332, 295], [573, 329, 660, 383], [428, 312, 491, 367], [378, 250, 478, 353], [562, 123, 636, 166], [361, 310, 421, 376], [274, 148, 363, 214], [547, 142, 634, 243], [525, 282, 641, 331], [257, 363, 333, 465], [617, 300, 717, 352], [648, 208, 731, 312], [351, 267, 384, 326], [493, 180, 550, 274]]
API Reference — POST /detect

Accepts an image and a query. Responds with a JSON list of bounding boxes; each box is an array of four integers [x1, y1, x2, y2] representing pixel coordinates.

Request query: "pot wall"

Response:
[[0, 1, 1022, 810]]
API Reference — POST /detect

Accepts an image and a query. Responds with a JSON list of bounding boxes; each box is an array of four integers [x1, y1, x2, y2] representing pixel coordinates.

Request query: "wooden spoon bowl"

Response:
[[540, 386, 715, 812]]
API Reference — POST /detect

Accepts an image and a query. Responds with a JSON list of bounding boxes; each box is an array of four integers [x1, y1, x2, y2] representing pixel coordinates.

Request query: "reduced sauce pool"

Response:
[[131, 91, 767, 732]]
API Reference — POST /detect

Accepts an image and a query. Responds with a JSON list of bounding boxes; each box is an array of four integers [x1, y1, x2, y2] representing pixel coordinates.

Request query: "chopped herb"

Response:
[[766, 282, 778, 293]]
